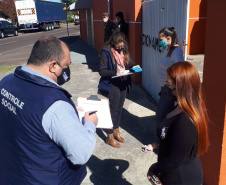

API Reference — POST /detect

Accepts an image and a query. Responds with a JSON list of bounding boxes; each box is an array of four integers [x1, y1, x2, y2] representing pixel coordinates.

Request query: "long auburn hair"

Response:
[[167, 61, 210, 156], [159, 27, 183, 57], [105, 32, 130, 65]]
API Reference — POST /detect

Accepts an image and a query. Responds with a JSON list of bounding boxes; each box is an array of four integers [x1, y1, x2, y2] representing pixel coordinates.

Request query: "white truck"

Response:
[[15, 0, 67, 31]]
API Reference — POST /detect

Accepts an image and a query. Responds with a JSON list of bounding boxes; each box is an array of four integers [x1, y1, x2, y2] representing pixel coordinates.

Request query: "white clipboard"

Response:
[[111, 67, 142, 78], [111, 70, 134, 78], [77, 95, 113, 129]]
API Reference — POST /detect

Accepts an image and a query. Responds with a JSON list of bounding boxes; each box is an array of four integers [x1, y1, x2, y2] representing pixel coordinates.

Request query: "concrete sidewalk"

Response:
[[63, 38, 159, 185], [0, 35, 205, 184], [0, 37, 159, 185]]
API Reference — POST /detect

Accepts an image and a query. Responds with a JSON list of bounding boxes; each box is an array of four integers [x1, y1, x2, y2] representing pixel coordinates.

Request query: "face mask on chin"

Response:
[[162, 84, 176, 102], [55, 63, 71, 86]]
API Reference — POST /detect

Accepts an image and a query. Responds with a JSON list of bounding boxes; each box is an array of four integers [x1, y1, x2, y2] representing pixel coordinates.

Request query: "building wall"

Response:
[[201, 0, 226, 184], [79, 0, 208, 79], [79, 9, 87, 42], [187, 0, 207, 55], [78, 1, 226, 184], [92, 0, 107, 52], [80, 0, 208, 83], [81, 0, 142, 83]]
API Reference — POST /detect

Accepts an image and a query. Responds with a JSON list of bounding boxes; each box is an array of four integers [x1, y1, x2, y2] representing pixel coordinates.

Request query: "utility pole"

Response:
[[63, 4, 69, 39], [66, 7, 69, 39]]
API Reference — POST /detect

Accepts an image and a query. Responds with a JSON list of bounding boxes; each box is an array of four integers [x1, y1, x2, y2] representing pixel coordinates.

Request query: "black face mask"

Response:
[[162, 84, 176, 102], [56, 63, 71, 86], [114, 47, 124, 54]]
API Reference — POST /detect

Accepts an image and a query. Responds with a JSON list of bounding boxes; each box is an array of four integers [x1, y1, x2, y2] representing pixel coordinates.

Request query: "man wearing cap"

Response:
[[0, 36, 98, 185], [103, 12, 116, 42]]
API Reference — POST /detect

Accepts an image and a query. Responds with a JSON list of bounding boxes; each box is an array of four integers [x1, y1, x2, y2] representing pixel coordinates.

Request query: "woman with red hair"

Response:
[[147, 61, 210, 185]]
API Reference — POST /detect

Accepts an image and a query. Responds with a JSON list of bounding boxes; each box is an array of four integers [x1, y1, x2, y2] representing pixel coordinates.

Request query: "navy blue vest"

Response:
[[98, 48, 115, 92], [98, 48, 132, 93], [0, 67, 86, 185]]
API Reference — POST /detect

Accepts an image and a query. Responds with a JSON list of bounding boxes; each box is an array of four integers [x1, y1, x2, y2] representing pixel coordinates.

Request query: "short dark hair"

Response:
[[27, 36, 65, 66], [115, 12, 124, 19]]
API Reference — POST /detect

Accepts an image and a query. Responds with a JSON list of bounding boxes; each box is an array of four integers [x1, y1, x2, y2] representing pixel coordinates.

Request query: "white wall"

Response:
[[142, 0, 188, 101]]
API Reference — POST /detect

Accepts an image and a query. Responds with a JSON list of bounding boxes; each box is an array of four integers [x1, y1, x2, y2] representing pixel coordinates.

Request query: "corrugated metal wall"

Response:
[[142, 0, 188, 101]]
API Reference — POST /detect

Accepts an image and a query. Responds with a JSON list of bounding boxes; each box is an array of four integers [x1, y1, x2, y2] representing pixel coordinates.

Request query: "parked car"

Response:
[[74, 15, 80, 25], [0, 20, 18, 38]]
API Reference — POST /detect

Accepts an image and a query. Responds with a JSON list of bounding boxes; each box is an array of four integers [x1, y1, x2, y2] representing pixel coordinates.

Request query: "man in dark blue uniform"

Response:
[[0, 36, 98, 185]]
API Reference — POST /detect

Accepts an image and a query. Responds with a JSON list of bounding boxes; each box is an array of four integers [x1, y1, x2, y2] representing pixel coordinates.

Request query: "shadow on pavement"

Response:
[[96, 87, 159, 149], [96, 82, 159, 146], [96, 129, 106, 142], [121, 109, 158, 146], [60, 35, 80, 44], [127, 84, 158, 109], [120, 84, 159, 145], [87, 155, 132, 185], [60, 36, 99, 72]]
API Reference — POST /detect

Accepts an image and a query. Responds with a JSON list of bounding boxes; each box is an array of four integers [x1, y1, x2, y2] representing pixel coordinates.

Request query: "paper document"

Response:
[[112, 67, 142, 78], [112, 70, 134, 78], [77, 97, 113, 129]]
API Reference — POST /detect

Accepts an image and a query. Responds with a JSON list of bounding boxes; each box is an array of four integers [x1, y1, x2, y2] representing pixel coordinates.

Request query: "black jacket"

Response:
[[98, 48, 135, 93], [104, 20, 116, 42], [116, 20, 128, 38], [149, 112, 203, 184]]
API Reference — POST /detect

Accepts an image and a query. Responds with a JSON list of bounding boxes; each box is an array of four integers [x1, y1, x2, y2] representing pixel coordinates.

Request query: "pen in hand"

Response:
[[89, 111, 97, 115]]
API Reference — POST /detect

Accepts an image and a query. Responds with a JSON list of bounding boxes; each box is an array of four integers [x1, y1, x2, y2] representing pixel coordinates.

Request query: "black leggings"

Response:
[[98, 85, 127, 134]]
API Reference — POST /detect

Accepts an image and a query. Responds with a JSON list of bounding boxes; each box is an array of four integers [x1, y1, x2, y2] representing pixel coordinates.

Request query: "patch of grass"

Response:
[[0, 65, 17, 76]]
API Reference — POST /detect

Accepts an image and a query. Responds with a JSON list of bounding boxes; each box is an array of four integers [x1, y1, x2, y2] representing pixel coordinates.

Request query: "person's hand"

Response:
[[84, 112, 98, 126], [76, 106, 84, 112], [147, 168, 162, 184], [147, 174, 151, 182], [132, 65, 141, 68], [116, 65, 125, 76], [147, 168, 152, 182]]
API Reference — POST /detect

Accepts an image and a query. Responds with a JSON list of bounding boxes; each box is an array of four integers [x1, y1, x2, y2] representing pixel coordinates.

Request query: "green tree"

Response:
[[67, 13, 74, 23], [62, 0, 78, 23]]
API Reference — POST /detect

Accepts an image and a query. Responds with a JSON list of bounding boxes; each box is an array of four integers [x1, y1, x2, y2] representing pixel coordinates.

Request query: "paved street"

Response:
[[0, 25, 79, 65]]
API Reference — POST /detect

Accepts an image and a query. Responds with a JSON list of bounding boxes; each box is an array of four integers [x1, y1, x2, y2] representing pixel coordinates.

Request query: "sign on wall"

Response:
[[142, 0, 188, 101]]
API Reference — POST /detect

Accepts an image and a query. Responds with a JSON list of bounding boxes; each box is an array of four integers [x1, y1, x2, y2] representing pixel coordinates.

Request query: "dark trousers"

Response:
[[98, 84, 127, 134], [154, 87, 175, 143], [156, 87, 175, 124]]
